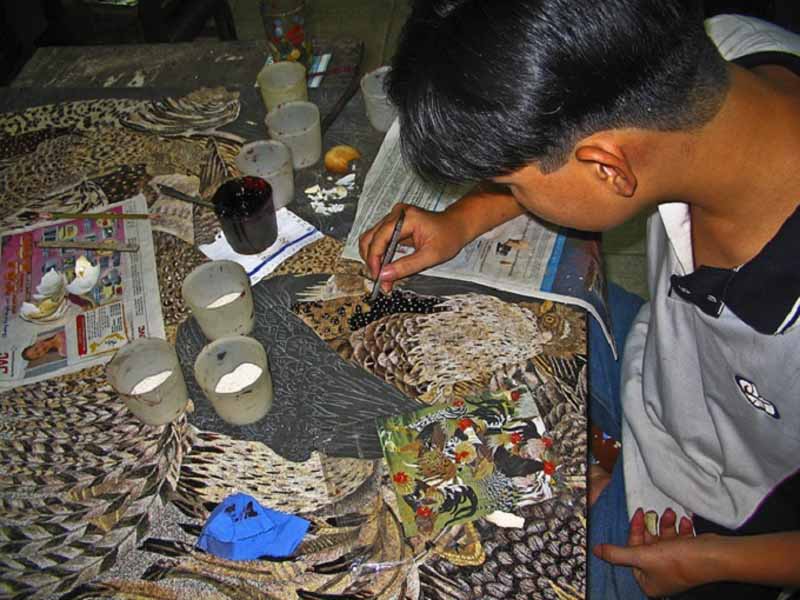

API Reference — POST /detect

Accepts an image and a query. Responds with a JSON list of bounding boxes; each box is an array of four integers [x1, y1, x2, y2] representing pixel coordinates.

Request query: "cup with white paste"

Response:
[[194, 335, 273, 425], [106, 338, 189, 426], [182, 261, 255, 340]]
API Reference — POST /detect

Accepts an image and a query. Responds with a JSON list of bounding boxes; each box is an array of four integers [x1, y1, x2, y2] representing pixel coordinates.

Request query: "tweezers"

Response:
[[368, 209, 405, 303]]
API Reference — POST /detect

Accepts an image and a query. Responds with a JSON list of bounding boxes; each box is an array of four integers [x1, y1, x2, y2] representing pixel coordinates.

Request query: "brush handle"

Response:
[[36, 240, 140, 253], [156, 184, 215, 209], [40, 211, 154, 221]]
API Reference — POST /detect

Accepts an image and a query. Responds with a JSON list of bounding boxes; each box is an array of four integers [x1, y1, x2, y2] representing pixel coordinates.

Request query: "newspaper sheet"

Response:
[[0, 196, 165, 389], [342, 121, 615, 353]]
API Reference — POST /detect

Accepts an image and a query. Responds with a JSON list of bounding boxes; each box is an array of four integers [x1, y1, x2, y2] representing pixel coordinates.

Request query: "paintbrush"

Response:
[[156, 184, 215, 209], [36, 240, 140, 253], [19, 210, 157, 223], [368, 209, 405, 303]]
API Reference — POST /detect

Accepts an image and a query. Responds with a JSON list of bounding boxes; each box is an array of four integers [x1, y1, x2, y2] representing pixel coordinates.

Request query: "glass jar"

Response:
[[212, 177, 278, 255], [260, 0, 313, 69]]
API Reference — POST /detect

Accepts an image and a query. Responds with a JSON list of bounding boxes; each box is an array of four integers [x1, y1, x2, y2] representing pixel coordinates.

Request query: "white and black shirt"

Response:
[[621, 14, 800, 600]]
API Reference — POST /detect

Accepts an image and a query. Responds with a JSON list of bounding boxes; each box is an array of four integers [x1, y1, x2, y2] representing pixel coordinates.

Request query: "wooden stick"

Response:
[[19, 210, 156, 222], [36, 240, 140, 253]]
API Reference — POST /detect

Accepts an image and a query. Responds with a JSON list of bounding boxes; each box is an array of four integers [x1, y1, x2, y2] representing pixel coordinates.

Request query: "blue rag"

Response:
[[196, 492, 310, 560]]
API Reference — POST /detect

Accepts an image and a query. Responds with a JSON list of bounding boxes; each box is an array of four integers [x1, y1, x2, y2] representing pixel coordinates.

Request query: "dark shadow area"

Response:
[[1, 0, 236, 85], [704, 0, 800, 32]]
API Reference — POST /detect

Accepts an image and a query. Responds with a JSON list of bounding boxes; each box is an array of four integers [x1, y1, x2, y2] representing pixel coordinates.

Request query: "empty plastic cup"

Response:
[[212, 176, 278, 255], [257, 61, 308, 113], [235, 140, 295, 210], [264, 101, 321, 169], [361, 66, 398, 133]]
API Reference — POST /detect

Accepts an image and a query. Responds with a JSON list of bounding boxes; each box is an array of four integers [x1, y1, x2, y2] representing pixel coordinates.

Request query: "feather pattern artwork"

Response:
[[348, 294, 548, 404], [0, 223, 588, 600], [0, 369, 187, 599], [121, 88, 241, 138], [175, 276, 422, 462], [171, 429, 376, 521], [138, 492, 416, 600], [289, 274, 588, 600], [0, 88, 242, 232]]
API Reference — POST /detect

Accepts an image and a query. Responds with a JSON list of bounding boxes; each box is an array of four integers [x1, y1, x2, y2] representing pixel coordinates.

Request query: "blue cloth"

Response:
[[588, 282, 647, 600], [197, 492, 310, 560]]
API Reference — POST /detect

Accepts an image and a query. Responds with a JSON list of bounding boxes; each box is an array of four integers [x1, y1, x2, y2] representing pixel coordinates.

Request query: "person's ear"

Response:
[[575, 144, 637, 197]]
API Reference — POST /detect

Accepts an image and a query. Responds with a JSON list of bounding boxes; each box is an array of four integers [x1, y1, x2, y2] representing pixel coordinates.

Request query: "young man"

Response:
[[359, 2, 800, 599]]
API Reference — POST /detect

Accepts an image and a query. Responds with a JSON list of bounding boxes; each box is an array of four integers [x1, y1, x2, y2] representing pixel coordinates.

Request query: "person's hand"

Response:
[[593, 507, 718, 597], [358, 203, 470, 293]]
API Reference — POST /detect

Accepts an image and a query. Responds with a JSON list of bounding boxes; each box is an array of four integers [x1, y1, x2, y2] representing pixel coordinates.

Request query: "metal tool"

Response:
[[156, 184, 215, 209], [369, 209, 405, 303]]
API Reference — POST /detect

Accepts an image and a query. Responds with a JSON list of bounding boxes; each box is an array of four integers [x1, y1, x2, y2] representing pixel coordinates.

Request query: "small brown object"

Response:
[[324, 145, 361, 174]]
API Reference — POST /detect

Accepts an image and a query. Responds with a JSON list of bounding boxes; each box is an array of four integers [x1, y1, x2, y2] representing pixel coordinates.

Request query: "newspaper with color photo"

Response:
[[0, 196, 165, 389]]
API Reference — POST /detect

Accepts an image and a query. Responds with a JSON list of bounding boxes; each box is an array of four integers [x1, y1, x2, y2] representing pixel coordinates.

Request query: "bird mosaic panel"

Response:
[[285, 272, 588, 600], [0, 88, 587, 599]]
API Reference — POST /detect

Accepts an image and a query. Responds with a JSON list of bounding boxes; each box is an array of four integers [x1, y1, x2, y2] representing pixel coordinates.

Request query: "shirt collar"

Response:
[[658, 202, 695, 275], [669, 204, 800, 335]]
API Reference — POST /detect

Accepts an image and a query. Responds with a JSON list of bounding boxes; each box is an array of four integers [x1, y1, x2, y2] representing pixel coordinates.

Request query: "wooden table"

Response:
[[1, 40, 589, 600]]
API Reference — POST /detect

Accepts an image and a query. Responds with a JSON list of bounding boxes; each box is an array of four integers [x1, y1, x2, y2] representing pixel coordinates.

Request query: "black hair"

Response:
[[387, 0, 730, 183]]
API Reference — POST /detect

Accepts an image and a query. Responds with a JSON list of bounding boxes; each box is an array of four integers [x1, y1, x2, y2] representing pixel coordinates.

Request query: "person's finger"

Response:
[[359, 222, 387, 278], [592, 543, 641, 568], [364, 218, 401, 279], [379, 244, 443, 283], [659, 508, 677, 539], [628, 508, 646, 547], [678, 516, 694, 537], [358, 226, 376, 268]]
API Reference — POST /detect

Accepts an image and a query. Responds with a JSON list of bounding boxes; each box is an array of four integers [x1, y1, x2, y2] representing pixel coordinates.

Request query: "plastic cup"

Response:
[[194, 335, 273, 425], [106, 338, 189, 426], [360, 66, 398, 133], [212, 176, 278, 255], [264, 101, 321, 169], [235, 140, 295, 210], [182, 261, 255, 340], [257, 61, 309, 113]]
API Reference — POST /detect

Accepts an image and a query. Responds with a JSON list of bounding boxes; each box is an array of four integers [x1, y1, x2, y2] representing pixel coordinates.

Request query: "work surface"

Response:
[[1, 40, 588, 599]]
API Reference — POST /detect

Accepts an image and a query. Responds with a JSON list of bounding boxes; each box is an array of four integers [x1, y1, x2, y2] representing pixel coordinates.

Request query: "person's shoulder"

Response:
[[705, 14, 800, 61]]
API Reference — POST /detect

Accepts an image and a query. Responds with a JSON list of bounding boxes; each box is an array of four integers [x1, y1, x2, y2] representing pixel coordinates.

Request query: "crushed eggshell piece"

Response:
[[335, 173, 356, 188], [329, 186, 348, 200]]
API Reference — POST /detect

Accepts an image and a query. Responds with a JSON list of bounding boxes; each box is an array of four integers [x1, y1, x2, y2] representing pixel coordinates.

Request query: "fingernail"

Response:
[[644, 511, 659, 536], [379, 266, 396, 280]]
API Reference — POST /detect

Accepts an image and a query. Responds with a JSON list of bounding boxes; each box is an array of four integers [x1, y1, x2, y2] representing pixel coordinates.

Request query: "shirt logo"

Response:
[[735, 376, 779, 419]]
